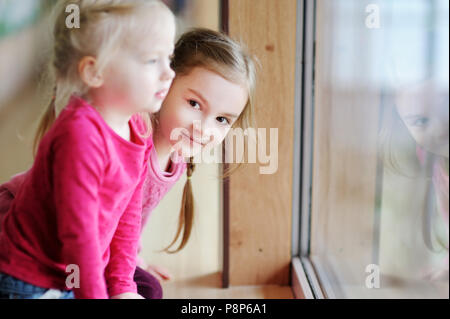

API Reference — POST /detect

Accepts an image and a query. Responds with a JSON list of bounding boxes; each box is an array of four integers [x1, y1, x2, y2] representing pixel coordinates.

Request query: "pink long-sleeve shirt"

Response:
[[141, 146, 187, 228], [0, 95, 152, 299], [136, 144, 187, 264], [0, 147, 187, 270]]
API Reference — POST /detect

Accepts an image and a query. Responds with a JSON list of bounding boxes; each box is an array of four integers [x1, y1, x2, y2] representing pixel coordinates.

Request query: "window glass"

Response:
[[310, 0, 448, 298]]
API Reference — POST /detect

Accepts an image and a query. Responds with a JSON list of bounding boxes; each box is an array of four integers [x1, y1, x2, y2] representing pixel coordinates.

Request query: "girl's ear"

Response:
[[78, 56, 104, 88]]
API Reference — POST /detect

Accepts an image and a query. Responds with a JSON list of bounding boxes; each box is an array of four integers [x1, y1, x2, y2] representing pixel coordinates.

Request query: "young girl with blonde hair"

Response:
[[0, 0, 175, 299], [0, 27, 257, 299]]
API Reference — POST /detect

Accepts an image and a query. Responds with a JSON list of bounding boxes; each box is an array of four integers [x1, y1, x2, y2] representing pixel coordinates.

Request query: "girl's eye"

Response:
[[216, 117, 230, 125], [146, 58, 158, 64], [188, 100, 200, 110], [412, 117, 429, 128]]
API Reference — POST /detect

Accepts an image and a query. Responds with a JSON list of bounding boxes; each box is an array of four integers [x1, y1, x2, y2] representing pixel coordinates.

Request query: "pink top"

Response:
[[136, 143, 187, 263], [0, 172, 26, 234], [0, 95, 152, 299], [0, 122, 187, 286], [141, 147, 187, 229]]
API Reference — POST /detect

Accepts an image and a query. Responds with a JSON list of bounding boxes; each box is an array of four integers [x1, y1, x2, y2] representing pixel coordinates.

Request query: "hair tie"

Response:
[[187, 175, 192, 180]]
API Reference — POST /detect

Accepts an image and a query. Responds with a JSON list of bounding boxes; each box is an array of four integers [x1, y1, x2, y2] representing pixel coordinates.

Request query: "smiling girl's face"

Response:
[[396, 80, 449, 158], [156, 66, 248, 158]]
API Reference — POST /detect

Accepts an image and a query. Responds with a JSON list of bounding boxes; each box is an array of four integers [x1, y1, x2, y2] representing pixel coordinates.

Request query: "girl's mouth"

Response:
[[155, 89, 168, 99]]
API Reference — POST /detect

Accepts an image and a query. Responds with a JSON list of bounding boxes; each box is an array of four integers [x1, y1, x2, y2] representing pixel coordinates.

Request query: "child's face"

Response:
[[396, 81, 449, 158], [157, 67, 249, 157], [97, 14, 176, 115]]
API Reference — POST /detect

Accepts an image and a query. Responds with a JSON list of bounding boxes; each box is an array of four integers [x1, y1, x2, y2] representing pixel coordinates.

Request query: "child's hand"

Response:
[[146, 264, 172, 282], [111, 292, 145, 299]]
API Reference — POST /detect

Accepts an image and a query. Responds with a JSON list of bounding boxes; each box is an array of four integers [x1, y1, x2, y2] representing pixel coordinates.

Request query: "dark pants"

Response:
[[134, 266, 163, 299]]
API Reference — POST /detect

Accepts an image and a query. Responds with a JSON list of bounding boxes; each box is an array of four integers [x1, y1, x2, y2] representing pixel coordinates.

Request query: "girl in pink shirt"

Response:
[[101, 28, 258, 298], [0, 0, 175, 299], [0, 28, 258, 299], [143, 28, 257, 259]]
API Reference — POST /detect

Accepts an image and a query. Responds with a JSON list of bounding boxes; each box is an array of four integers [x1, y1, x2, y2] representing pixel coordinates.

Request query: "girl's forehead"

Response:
[[127, 7, 175, 44], [178, 67, 245, 89], [128, 24, 175, 53]]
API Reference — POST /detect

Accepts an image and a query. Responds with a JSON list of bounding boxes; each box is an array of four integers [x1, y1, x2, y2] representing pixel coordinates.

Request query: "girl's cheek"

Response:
[[167, 110, 189, 141], [179, 106, 200, 125]]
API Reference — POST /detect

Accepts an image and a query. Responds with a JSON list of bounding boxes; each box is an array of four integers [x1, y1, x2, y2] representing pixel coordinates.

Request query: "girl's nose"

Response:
[[192, 120, 203, 137], [190, 120, 210, 144], [161, 64, 175, 82], [199, 118, 221, 144]]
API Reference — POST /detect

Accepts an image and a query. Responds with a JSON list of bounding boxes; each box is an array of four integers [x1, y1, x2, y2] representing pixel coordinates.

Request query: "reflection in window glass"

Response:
[[310, 0, 448, 298]]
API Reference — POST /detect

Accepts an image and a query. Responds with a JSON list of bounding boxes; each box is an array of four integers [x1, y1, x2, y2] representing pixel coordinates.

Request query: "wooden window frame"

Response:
[[221, 0, 325, 299]]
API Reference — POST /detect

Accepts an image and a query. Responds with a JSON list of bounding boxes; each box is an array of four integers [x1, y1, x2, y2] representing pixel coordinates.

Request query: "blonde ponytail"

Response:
[[33, 86, 57, 156]]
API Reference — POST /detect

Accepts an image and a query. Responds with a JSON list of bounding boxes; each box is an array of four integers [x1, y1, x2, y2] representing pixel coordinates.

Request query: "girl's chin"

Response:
[[148, 104, 163, 114], [141, 99, 163, 113]]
